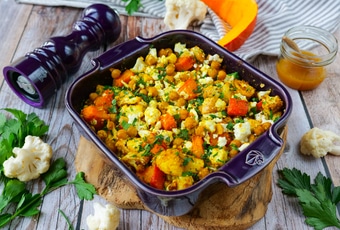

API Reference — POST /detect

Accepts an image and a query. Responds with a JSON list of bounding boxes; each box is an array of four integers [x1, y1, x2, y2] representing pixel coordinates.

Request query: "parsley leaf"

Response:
[[278, 167, 340, 229], [69, 172, 96, 200], [122, 0, 142, 15]]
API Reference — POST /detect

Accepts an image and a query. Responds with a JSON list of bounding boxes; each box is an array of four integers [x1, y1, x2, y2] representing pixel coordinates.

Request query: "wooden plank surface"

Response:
[[0, 1, 339, 229]]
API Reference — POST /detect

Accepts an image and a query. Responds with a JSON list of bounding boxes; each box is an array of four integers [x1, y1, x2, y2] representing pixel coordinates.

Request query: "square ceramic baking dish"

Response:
[[65, 30, 292, 216]]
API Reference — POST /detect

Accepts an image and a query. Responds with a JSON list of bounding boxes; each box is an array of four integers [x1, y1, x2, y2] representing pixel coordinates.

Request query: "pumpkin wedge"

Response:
[[201, 0, 258, 51]]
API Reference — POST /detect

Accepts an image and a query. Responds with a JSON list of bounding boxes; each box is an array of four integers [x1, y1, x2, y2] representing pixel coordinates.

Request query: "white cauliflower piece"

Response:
[[164, 0, 207, 29], [86, 202, 120, 230], [131, 57, 146, 73], [144, 101, 161, 126], [3, 135, 52, 182], [300, 127, 340, 158]]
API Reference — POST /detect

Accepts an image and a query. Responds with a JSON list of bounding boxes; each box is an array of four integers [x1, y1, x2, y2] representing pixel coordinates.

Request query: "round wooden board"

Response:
[[75, 126, 287, 230]]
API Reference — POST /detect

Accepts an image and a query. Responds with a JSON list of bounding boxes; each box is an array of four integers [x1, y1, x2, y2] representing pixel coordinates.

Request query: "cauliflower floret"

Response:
[[131, 57, 147, 73], [164, 0, 207, 30], [86, 202, 120, 230], [3, 135, 52, 182], [144, 103, 161, 126], [300, 127, 340, 158]]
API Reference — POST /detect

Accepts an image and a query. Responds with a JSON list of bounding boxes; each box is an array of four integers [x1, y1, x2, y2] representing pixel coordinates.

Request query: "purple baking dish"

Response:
[[65, 30, 292, 216]]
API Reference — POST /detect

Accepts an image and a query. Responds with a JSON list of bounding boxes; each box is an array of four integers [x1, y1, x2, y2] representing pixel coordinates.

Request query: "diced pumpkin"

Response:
[[160, 113, 177, 130], [178, 78, 198, 100], [192, 135, 205, 158], [81, 105, 110, 129], [113, 69, 134, 87], [175, 55, 195, 71], [227, 97, 249, 116]]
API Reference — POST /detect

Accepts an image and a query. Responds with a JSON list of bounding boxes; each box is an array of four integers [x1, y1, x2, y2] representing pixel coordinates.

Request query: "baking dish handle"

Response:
[[220, 129, 283, 187], [94, 38, 149, 69]]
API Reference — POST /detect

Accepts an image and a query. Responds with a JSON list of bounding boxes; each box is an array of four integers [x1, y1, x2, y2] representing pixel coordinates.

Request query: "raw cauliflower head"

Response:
[[300, 127, 340, 158], [164, 0, 207, 30], [86, 202, 120, 230], [3, 135, 53, 181]]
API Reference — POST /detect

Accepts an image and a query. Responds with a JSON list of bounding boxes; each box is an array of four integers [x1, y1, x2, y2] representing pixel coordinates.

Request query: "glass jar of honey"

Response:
[[276, 26, 338, 90]]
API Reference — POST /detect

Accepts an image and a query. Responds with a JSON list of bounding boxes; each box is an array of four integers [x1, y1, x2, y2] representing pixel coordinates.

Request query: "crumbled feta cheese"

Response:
[[255, 111, 274, 124], [233, 121, 251, 142], [217, 136, 227, 147]]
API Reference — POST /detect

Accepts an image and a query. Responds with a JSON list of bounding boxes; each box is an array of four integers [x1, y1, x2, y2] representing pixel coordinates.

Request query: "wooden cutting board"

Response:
[[75, 126, 287, 230]]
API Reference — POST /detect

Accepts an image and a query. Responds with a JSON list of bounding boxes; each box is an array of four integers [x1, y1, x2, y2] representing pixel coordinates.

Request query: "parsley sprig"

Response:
[[278, 167, 340, 230], [0, 158, 96, 227], [0, 109, 96, 227]]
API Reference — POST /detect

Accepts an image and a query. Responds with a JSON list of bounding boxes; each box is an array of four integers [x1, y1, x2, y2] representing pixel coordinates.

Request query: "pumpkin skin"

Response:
[[202, 0, 258, 51]]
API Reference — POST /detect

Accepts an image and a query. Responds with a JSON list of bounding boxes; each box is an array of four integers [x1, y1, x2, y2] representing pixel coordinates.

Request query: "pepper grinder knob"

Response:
[[3, 4, 121, 108]]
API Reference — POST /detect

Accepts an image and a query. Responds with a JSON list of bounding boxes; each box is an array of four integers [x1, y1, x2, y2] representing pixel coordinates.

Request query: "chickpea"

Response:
[[97, 130, 107, 140], [217, 70, 227, 80], [179, 108, 189, 120], [208, 68, 218, 78], [184, 116, 198, 129], [166, 63, 176, 76], [147, 87, 158, 97], [117, 129, 129, 139], [262, 122, 272, 131], [106, 120, 115, 130], [127, 126, 138, 137], [176, 97, 187, 107], [229, 139, 242, 157], [140, 88, 148, 95], [198, 167, 210, 180], [210, 60, 221, 69], [145, 54, 157, 65], [253, 125, 265, 136], [105, 139, 117, 152], [248, 134, 256, 143], [158, 101, 169, 113], [110, 68, 121, 79], [169, 91, 179, 101], [158, 48, 172, 57], [164, 75, 175, 83], [173, 137, 184, 147], [216, 124, 224, 135], [89, 92, 98, 101]]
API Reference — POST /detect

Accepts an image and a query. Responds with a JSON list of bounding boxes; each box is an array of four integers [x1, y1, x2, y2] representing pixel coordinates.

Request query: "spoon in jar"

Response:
[[282, 36, 318, 63], [282, 36, 302, 55]]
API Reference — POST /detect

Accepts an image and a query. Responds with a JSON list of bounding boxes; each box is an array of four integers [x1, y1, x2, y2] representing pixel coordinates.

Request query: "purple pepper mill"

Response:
[[3, 4, 121, 108]]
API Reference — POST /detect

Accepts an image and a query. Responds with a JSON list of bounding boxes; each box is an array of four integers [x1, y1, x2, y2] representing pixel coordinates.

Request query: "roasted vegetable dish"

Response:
[[80, 43, 284, 191]]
